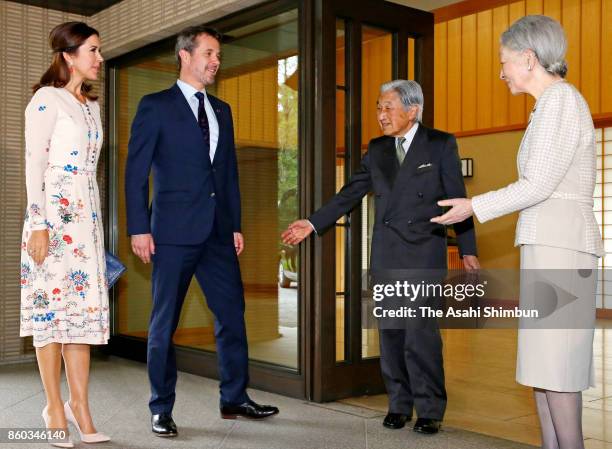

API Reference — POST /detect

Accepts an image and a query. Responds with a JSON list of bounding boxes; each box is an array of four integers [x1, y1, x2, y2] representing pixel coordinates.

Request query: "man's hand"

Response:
[[234, 232, 244, 255], [281, 219, 314, 245], [430, 198, 474, 225], [131, 233, 155, 264], [27, 229, 49, 265], [462, 255, 480, 272]]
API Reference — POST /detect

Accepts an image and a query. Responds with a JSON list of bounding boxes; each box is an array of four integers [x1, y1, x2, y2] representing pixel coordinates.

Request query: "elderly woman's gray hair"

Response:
[[380, 79, 424, 122], [500, 15, 568, 78]]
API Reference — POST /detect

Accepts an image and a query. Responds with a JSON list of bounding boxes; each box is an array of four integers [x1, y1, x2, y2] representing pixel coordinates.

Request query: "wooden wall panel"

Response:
[[434, 22, 448, 130], [603, 0, 612, 112], [525, 0, 544, 13], [434, 0, 611, 134], [581, 0, 601, 114], [447, 18, 463, 132], [461, 14, 477, 130], [476, 10, 493, 128], [361, 34, 392, 144], [408, 38, 415, 80], [544, 0, 562, 20], [563, 0, 582, 89], [508, 1, 526, 124], [250, 70, 265, 144], [238, 75, 252, 142], [218, 68, 277, 148], [262, 67, 278, 147], [524, 0, 543, 115], [492, 5, 509, 127]]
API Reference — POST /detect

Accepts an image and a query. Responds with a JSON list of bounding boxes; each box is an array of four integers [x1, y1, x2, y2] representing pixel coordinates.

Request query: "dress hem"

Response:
[[516, 377, 595, 393], [20, 332, 109, 348]]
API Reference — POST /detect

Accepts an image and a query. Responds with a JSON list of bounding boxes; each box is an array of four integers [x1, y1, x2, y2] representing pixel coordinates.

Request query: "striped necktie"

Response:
[[396, 137, 407, 165]]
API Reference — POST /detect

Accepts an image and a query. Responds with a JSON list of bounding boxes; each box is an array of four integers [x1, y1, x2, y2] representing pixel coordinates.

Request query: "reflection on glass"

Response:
[[361, 25, 392, 359], [335, 19, 347, 362], [114, 10, 299, 369]]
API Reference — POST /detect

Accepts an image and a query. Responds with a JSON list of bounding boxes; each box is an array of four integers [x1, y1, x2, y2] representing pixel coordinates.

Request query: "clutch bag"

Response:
[[106, 251, 126, 288]]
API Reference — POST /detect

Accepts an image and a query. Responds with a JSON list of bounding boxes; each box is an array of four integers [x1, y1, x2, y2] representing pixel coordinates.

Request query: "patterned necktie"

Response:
[[194, 92, 210, 155], [396, 137, 407, 165]]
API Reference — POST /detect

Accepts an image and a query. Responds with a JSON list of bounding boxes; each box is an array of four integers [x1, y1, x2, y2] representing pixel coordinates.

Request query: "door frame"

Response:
[[309, 0, 434, 402]]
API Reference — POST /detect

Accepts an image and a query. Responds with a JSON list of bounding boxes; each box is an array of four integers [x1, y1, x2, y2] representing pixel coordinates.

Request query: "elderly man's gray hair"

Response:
[[501, 15, 568, 78], [380, 80, 424, 122]]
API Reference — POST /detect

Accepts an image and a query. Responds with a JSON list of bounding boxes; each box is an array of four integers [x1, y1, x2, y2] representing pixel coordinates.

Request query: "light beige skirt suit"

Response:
[[472, 80, 604, 392]]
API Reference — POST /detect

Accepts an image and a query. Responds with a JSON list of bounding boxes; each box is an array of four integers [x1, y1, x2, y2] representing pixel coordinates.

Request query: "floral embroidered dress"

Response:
[[20, 86, 109, 347]]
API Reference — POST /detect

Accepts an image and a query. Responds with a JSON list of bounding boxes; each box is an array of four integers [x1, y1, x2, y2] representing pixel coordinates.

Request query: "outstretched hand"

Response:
[[281, 219, 314, 245], [430, 198, 474, 225], [234, 232, 245, 255]]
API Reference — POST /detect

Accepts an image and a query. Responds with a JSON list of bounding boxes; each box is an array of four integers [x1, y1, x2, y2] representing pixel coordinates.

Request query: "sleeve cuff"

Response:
[[30, 222, 47, 231], [472, 194, 495, 223], [307, 219, 318, 235]]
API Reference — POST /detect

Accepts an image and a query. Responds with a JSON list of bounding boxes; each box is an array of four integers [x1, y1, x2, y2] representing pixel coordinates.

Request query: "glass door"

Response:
[[106, 0, 305, 398], [311, 0, 434, 401]]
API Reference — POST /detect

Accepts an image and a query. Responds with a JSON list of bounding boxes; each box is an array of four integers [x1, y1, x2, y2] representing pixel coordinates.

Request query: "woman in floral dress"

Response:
[[20, 22, 109, 446]]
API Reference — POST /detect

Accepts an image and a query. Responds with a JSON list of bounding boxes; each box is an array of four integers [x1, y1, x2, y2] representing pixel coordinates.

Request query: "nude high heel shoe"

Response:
[[64, 402, 110, 444], [41, 406, 74, 448]]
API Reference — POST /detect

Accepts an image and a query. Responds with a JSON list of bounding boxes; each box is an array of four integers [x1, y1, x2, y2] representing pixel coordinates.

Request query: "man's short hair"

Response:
[[380, 79, 424, 122], [175, 25, 222, 70]]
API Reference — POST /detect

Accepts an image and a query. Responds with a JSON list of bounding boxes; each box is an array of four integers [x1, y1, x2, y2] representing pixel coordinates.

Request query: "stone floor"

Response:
[[0, 355, 535, 449]]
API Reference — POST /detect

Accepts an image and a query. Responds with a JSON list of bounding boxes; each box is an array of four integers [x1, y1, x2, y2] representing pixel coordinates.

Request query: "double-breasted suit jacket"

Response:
[[309, 124, 477, 270], [308, 123, 477, 419]]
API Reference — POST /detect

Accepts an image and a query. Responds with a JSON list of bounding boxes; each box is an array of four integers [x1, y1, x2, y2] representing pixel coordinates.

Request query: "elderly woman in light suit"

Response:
[[433, 15, 603, 449]]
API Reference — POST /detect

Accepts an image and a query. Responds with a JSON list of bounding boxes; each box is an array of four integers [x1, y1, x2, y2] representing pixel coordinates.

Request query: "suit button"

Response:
[[210, 192, 216, 198], [417, 192, 423, 198], [212, 168, 216, 173], [384, 220, 390, 226], [408, 220, 413, 224]]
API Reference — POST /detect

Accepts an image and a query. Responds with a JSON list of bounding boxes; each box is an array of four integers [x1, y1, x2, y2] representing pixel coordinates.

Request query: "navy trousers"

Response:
[[147, 224, 249, 414]]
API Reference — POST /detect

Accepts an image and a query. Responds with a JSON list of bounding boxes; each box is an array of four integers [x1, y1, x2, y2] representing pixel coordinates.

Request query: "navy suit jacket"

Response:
[[125, 83, 241, 245], [309, 125, 477, 270]]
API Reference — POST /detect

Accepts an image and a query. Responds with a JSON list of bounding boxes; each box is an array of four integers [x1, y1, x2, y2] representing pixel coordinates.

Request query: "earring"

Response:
[[68, 62, 74, 73], [527, 64, 532, 71]]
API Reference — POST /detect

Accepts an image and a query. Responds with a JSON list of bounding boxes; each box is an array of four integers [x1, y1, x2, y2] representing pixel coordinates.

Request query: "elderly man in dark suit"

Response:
[[283, 79, 479, 435], [125, 25, 278, 438]]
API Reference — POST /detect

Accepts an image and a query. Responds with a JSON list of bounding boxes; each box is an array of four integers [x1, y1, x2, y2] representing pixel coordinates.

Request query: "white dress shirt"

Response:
[[396, 122, 419, 155], [176, 79, 219, 162]]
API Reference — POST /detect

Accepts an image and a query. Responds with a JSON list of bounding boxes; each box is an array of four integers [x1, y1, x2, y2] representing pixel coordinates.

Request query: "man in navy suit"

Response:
[[125, 25, 278, 437]]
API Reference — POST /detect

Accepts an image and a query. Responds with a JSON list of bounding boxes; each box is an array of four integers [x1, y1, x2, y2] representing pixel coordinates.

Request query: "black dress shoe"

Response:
[[413, 417, 441, 434], [382, 413, 412, 429], [220, 399, 279, 419], [151, 413, 178, 437]]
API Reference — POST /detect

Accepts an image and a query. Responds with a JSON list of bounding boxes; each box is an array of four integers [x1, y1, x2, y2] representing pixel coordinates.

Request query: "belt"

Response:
[[549, 191, 593, 205]]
